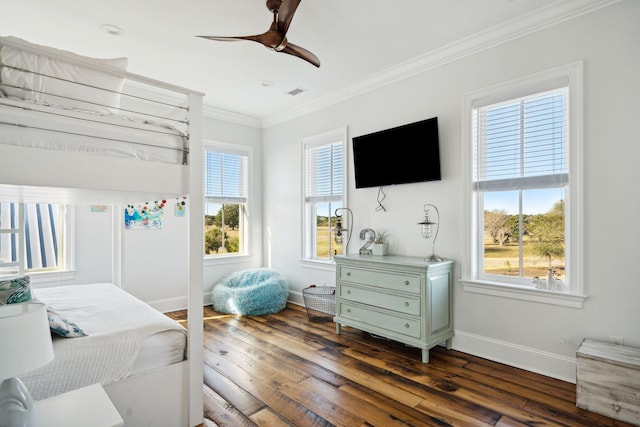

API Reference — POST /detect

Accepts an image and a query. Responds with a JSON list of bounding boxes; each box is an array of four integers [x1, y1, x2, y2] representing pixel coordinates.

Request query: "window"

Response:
[[303, 127, 347, 261], [0, 202, 66, 277], [203, 144, 249, 257], [474, 87, 568, 285], [462, 63, 584, 307]]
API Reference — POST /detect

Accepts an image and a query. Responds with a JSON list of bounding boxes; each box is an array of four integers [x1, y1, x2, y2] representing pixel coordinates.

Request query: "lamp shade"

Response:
[[0, 303, 54, 380]]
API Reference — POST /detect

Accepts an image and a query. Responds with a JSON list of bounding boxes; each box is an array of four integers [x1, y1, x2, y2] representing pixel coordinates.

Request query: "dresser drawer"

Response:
[[338, 265, 421, 294], [339, 284, 421, 316], [338, 302, 421, 339]]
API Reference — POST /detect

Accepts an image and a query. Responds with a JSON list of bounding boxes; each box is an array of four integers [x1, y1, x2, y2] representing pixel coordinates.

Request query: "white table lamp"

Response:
[[0, 302, 54, 427]]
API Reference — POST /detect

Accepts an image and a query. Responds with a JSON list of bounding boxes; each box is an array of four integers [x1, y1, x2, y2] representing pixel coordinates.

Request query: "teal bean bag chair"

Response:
[[212, 268, 289, 315]]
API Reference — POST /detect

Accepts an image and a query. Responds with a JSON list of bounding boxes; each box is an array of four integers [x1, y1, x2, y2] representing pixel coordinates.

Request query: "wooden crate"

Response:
[[576, 339, 640, 426]]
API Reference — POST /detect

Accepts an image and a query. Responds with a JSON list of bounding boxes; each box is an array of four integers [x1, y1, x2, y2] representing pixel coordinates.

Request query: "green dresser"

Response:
[[334, 254, 454, 363]]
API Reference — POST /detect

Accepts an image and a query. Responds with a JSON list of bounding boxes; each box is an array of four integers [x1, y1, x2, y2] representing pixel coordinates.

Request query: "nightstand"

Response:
[[34, 383, 124, 427]]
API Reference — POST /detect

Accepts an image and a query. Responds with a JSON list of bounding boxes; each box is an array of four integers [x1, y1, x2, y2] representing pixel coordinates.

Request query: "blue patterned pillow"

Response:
[[0, 276, 32, 304], [46, 306, 87, 337], [30, 296, 87, 338]]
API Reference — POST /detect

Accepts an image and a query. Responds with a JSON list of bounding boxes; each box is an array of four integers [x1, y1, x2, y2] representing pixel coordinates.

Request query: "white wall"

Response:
[[121, 201, 189, 309], [72, 204, 115, 285], [262, 1, 640, 381]]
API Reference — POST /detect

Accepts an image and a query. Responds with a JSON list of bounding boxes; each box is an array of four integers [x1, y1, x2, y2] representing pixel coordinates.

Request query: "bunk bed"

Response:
[[0, 35, 204, 427]]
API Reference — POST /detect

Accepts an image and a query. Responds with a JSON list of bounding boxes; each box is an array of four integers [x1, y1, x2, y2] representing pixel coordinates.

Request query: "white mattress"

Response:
[[23, 283, 187, 401], [130, 328, 186, 375], [0, 97, 187, 164]]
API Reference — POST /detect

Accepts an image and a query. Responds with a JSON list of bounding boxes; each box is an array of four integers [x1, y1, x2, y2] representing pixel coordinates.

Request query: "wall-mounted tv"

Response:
[[352, 116, 441, 189]]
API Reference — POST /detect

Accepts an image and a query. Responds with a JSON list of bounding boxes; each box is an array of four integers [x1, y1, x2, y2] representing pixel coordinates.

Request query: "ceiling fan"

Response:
[[197, 0, 320, 67]]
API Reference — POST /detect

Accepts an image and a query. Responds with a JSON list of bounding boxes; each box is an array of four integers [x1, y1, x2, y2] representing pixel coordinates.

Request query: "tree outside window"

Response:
[[482, 192, 565, 280], [205, 204, 241, 255]]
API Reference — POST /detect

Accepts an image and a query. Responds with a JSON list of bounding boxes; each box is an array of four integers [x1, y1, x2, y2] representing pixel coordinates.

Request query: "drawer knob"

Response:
[[404, 280, 409, 285], [347, 290, 351, 294], [347, 308, 351, 313], [404, 301, 409, 307], [405, 323, 410, 328], [347, 272, 351, 276]]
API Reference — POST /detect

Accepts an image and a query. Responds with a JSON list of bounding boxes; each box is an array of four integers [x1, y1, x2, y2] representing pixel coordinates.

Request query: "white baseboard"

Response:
[[452, 330, 577, 383], [203, 290, 212, 308], [149, 291, 213, 313], [149, 296, 187, 313], [288, 290, 304, 306]]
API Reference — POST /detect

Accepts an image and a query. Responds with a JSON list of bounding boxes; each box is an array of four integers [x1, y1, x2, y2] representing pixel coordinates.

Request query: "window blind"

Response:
[[204, 150, 248, 203], [25, 204, 59, 269], [305, 141, 343, 202], [0, 203, 59, 271], [473, 87, 568, 192]]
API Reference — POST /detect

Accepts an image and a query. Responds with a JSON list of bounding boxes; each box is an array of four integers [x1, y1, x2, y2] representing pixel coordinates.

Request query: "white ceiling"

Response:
[[3, 0, 616, 126]]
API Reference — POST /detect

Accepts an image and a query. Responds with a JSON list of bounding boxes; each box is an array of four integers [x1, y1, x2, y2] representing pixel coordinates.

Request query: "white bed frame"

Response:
[[0, 36, 204, 427], [104, 362, 190, 426]]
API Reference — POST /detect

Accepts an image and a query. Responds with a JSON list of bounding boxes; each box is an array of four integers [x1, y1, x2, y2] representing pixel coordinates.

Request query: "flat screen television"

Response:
[[352, 116, 441, 189]]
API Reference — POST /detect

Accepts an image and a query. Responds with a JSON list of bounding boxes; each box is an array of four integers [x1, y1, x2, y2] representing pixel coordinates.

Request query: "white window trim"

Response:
[[203, 139, 252, 261], [460, 62, 586, 308], [301, 126, 348, 265]]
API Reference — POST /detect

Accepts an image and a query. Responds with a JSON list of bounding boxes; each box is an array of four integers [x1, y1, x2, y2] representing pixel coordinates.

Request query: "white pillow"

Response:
[[0, 36, 128, 114]]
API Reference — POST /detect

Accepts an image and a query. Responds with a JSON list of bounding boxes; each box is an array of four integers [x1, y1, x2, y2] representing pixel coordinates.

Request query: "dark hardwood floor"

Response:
[[167, 304, 632, 427]]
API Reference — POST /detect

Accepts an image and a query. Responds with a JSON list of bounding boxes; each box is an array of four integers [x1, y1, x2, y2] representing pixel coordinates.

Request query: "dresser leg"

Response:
[[336, 323, 341, 334], [421, 349, 429, 363], [445, 338, 452, 350]]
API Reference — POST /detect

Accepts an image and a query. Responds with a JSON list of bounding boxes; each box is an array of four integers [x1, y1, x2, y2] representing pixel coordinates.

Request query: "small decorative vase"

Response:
[[371, 243, 388, 256]]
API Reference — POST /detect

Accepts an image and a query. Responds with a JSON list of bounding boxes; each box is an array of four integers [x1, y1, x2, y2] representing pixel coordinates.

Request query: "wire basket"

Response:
[[302, 285, 336, 323]]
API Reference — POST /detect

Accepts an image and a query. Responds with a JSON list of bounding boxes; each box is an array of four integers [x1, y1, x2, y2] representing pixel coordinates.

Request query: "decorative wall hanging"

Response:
[[175, 196, 187, 217], [124, 200, 166, 229], [90, 205, 108, 213]]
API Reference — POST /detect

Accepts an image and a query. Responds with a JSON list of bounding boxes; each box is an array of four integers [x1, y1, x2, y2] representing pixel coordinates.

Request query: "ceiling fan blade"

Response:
[[197, 34, 265, 44], [198, 0, 319, 67], [281, 42, 320, 67], [277, 0, 302, 35]]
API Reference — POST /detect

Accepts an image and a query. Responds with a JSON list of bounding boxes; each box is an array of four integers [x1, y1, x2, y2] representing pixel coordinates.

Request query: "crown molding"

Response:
[[202, 103, 262, 128], [261, 0, 622, 129]]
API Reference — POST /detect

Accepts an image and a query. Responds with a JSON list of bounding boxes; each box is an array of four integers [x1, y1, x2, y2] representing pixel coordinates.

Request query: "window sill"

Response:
[[460, 279, 587, 308], [28, 270, 78, 285], [299, 258, 337, 272], [203, 254, 255, 267]]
